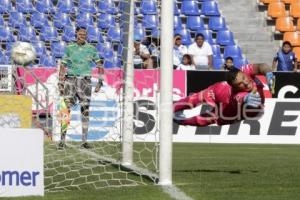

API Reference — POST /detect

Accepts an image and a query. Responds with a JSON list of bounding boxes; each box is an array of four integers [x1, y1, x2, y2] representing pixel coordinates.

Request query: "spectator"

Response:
[[188, 33, 213, 70], [134, 39, 153, 69], [173, 34, 188, 69], [223, 57, 234, 70], [149, 37, 160, 68], [177, 54, 196, 70], [272, 41, 298, 72]]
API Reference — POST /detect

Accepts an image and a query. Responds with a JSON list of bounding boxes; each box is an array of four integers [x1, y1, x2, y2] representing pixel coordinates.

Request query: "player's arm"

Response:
[[250, 63, 272, 75]]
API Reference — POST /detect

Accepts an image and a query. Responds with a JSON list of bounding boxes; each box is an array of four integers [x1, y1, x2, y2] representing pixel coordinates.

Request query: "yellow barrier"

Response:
[[0, 95, 32, 128]]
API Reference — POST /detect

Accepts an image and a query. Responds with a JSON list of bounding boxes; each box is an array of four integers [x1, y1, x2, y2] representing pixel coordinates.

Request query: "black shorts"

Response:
[[63, 76, 92, 107]]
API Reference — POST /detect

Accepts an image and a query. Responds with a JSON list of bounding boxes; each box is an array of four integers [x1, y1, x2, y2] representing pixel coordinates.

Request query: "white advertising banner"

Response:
[[0, 128, 44, 197]]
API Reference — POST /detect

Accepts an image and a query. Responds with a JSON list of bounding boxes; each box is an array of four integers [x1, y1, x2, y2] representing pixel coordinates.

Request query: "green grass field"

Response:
[[6, 143, 300, 200]]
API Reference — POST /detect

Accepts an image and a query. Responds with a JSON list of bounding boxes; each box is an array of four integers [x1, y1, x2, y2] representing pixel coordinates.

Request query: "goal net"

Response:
[[0, 0, 173, 193]]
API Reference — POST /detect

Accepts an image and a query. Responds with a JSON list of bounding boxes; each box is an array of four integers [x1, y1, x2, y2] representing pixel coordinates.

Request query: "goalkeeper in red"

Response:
[[174, 64, 274, 126]]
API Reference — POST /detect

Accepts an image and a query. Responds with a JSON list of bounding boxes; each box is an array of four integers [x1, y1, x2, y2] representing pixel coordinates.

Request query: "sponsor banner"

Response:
[[0, 128, 44, 197], [273, 72, 300, 98], [0, 95, 32, 128], [133, 98, 300, 144]]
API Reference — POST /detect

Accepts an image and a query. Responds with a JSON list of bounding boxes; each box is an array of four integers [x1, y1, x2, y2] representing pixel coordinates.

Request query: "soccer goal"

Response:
[[3, 0, 174, 192]]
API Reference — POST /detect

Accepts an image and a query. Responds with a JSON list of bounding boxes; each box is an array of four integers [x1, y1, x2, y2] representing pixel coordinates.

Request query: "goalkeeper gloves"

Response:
[[244, 92, 261, 108]]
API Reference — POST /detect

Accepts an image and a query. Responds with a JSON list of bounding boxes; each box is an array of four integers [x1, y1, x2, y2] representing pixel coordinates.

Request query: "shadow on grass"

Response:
[[175, 169, 259, 174]]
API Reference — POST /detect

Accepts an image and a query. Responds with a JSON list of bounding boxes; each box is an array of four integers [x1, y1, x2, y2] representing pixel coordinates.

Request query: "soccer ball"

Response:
[[11, 42, 36, 66]]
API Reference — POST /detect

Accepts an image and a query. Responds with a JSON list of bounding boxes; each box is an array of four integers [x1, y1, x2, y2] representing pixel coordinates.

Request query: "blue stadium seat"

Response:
[[142, 15, 159, 29], [216, 30, 235, 46], [16, 0, 34, 13], [57, 0, 75, 13], [18, 25, 37, 42], [196, 29, 214, 44], [97, 42, 113, 59], [54, 13, 72, 29], [0, 15, 4, 26], [224, 45, 243, 59], [35, 0, 55, 14], [104, 55, 122, 68], [0, 0, 12, 14], [30, 12, 49, 29], [98, 0, 118, 14], [5, 42, 14, 53], [174, 28, 192, 45], [76, 13, 94, 29], [0, 26, 15, 42], [211, 44, 222, 58], [134, 23, 146, 41], [174, 3, 180, 16], [174, 16, 183, 30], [0, 51, 10, 64], [87, 27, 104, 43], [78, 0, 97, 14], [187, 16, 205, 31], [208, 17, 227, 31], [51, 41, 66, 58], [212, 57, 224, 70], [62, 26, 76, 42], [107, 26, 121, 42], [151, 28, 160, 38], [234, 57, 248, 68], [32, 41, 46, 58], [98, 14, 116, 29], [141, 0, 157, 15], [181, 1, 200, 16], [39, 55, 56, 67], [40, 26, 59, 42], [8, 12, 26, 28], [201, 1, 220, 16]]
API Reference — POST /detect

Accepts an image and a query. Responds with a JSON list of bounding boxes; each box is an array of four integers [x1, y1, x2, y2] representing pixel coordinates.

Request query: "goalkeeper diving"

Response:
[[174, 64, 274, 126]]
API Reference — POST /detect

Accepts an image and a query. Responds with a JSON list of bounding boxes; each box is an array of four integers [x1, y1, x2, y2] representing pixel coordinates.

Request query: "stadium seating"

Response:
[[290, 2, 300, 18], [57, 0, 75, 14], [142, 15, 159, 29], [62, 26, 76, 42], [30, 12, 50, 29], [78, 0, 97, 14], [18, 25, 37, 42], [211, 44, 222, 58], [0, 0, 12, 14], [174, 3, 180, 16], [216, 30, 235, 46], [104, 55, 122, 68], [107, 26, 121, 42], [208, 17, 227, 31], [141, 0, 157, 15], [0, 15, 4, 26], [234, 57, 249, 68], [0, 50, 9, 64], [134, 23, 146, 41], [9, 12, 26, 28], [16, 0, 35, 13], [32, 41, 47, 58], [224, 45, 243, 59], [98, 14, 116, 29], [293, 46, 300, 60], [174, 28, 193, 45], [297, 18, 300, 31], [40, 26, 59, 42], [275, 17, 295, 32], [282, 0, 300, 4], [39, 54, 56, 67], [51, 41, 66, 58], [181, 1, 201, 16], [259, 0, 281, 4], [35, 0, 55, 14], [97, 42, 114, 59], [267, 2, 286, 18], [283, 31, 300, 46], [201, 1, 221, 16], [98, 0, 118, 14], [76, 13, 94, 28], [87, 27, 104, 43], [186, 16, 205, 31], [54, 13, 72, 29], [174, 16, 183, 30], [212, 57, 224, 70], [0, 26, 15, 42]]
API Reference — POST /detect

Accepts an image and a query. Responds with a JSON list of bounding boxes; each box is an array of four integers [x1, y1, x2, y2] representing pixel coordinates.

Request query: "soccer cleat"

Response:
[[58, 141, 67, 150], [81, 142, 92, 149]]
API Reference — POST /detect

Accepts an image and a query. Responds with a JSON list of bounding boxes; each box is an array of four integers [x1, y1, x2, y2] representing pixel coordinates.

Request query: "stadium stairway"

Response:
[[217, 0, 279, 63]]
